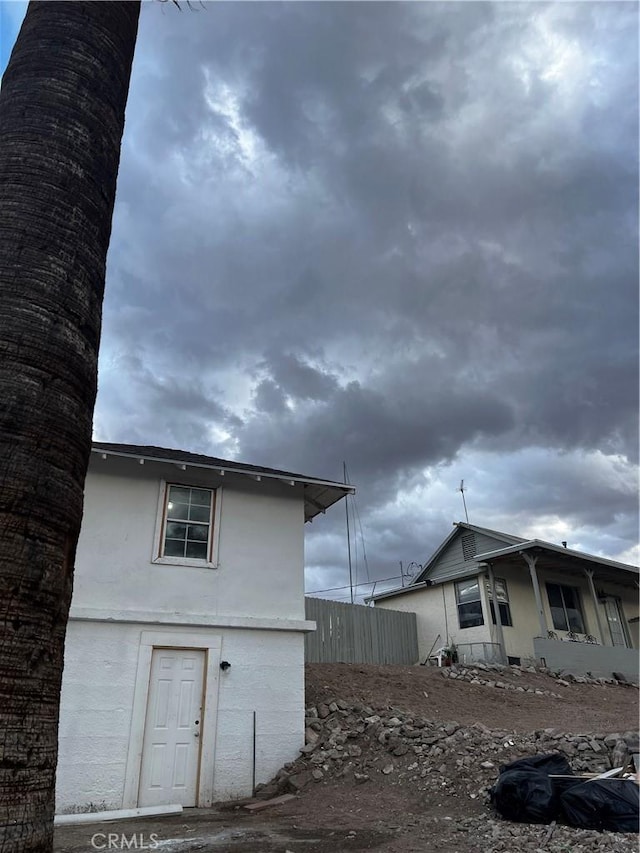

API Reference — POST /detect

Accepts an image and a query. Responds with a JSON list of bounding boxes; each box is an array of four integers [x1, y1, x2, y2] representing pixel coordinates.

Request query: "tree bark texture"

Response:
[[0, 3, 140, 850]]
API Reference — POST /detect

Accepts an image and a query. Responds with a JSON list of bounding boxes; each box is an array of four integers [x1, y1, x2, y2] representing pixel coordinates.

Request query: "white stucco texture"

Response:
[[56, 622, 305, 813], [73, 459, 306, 621], [56, 455, 311, 814]]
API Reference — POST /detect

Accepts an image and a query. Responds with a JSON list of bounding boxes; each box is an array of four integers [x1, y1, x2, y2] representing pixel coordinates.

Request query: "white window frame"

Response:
[[546, 581, 585, 634], [152, 480, 222, 568], [485, 577, 513, 627], [455, 577, 485, 629]]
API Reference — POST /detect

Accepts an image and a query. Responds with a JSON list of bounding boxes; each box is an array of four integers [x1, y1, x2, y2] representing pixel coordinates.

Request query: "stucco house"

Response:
[[56, 442, 352, 815], [370, 522, 639, 680]]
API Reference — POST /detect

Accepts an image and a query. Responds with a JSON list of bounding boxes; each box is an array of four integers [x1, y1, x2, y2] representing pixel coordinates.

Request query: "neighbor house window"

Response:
[[486, 578, 513, 627], [546, 583, 585, 633], [162, 485, 214, 560], [456, 578, 484, 628]]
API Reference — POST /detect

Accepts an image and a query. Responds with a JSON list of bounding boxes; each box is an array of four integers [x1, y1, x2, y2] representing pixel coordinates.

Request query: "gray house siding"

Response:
[[427, 531, 513, 583]]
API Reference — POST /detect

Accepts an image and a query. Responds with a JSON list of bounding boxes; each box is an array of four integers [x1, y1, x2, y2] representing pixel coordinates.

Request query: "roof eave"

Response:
[[91, 445, 353, 523], [368, 581, 430, 602], [476, 539, 639, 575]]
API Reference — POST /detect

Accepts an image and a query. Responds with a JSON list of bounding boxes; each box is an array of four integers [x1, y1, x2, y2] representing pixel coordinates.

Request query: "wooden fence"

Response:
[[304, 597, 419, 665]]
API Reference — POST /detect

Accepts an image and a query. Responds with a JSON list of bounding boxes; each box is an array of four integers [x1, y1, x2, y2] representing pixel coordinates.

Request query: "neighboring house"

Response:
[[56, 443, 352, 815], [370, 522, 639, 680]]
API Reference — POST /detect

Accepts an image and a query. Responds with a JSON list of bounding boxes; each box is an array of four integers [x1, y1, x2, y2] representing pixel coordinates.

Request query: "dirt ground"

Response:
[[55, 663, 639, 853], [305, 662, 640, 733]]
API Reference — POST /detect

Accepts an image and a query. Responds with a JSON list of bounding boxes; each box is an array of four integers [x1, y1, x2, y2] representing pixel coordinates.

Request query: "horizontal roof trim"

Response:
[[91, 443, 354, 522], [453, 521, 526, 545], [476, 539, 639, 574], [366, 581, 430, 603]]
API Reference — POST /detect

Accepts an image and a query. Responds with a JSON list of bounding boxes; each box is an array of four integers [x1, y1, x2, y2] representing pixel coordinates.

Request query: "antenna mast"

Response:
[[459, 480, 469, 523], [344, 461, 354, 604]]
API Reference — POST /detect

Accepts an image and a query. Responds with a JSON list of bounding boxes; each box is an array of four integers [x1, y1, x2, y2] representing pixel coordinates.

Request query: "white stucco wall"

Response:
[[73, 458, 306, 621], [56, 455, 311, 813], [57, 620, 305, 813], [375, 576, 493, 662], [374, 587, 445, 662]]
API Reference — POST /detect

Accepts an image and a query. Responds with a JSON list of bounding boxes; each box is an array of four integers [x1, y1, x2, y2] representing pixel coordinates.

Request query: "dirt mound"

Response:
[[259, 662, 640, 852], [305, 661, 639, 732]]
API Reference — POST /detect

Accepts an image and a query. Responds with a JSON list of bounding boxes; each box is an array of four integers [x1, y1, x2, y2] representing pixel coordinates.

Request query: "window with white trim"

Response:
[[546, 582, 585, 633], [161, 485, 215, 561], [486, 578, 513, 627], [455, 578, 484, 628]]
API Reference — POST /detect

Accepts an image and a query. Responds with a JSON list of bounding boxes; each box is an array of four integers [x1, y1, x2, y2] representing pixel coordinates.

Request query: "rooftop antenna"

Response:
[[459, 480, 469, 523]]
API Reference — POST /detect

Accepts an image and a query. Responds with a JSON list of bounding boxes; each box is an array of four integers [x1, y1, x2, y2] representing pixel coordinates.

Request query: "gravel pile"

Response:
[[256, 667, 639, 852], [429, 813, 636, 853], [441, 660, 638, 697]]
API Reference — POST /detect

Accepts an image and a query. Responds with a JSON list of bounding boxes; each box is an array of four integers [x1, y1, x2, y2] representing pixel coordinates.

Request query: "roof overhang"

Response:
[[476, 539, 639, 587], [90, 445, 354, 523], [366, 581, 431, 603]]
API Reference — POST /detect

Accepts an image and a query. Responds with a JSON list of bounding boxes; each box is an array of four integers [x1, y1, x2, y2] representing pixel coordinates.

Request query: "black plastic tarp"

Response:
[[561, 779, 640, 833], [490, 753, 640, 833], [499, 754, 573, 777], [490, 754, 572, 824]]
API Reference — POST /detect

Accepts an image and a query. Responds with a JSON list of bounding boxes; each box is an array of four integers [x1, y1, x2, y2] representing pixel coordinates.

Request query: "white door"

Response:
[[603, 597, 629, 648], [139, 648, 205, 807]]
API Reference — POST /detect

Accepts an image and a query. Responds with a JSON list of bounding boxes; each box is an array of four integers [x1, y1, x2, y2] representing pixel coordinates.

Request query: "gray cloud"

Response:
[[86, 0, 638, 591]]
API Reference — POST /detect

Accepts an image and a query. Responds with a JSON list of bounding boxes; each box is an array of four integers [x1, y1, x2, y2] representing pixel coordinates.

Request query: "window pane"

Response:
[[456, 580, 480, 604], [494, 580, 508, 602], [186, 540, 208, 559], [187, 524, 208, 542], [167, 502, 189, 521], [562, 586, 578, 610], [165, 522, 187, 540], [546, 583, 563, 607], [486, 579, 509, 602], [169, 486, 191, 503], [490, 601, 513, 627], [499, 602, 513, 627], [550, 606, 568, 631], [189, 504, 211, 523], [566, 606, 584, 633], [164, 539, 186, 557], [459, 601, 484, 628], [546, 583, 567, 630], [190, 489, 212, 507]]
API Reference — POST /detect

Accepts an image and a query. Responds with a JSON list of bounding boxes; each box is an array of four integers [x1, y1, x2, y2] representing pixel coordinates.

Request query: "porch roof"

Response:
[[475, 539, 639, 588]]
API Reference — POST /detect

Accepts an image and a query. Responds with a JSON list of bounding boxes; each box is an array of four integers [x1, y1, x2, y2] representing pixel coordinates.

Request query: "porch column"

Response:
[[522, 552, 548, 636], [487, 563, 507, 663], [584, 568, 608, 645]]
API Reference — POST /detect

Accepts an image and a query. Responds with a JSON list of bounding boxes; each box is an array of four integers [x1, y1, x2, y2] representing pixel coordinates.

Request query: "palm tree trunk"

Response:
[[0, 3, 140, 849]]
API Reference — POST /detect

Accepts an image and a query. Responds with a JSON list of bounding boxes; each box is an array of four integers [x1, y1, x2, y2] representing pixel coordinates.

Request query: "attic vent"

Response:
[[462, 532, 477, 561]]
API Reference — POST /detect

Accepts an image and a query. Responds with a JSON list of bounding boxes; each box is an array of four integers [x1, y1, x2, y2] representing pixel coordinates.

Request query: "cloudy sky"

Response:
[[2, 1, 638, 600]]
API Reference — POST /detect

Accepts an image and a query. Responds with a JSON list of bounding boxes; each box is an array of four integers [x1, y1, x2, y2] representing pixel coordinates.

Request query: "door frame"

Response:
[[123, 631, 222, 809], [138, 647, 206, 808], [601, 596, 631, 648]]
